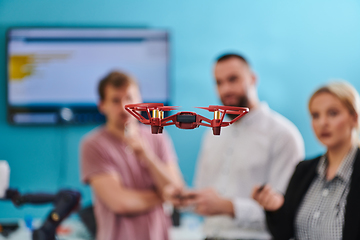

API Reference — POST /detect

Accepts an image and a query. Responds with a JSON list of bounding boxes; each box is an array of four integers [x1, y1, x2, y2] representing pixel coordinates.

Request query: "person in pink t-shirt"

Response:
[[81, 71, 184, 240]]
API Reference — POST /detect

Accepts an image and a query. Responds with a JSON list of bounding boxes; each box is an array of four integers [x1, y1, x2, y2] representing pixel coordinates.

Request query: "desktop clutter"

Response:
[[0, 161, 81, 240]]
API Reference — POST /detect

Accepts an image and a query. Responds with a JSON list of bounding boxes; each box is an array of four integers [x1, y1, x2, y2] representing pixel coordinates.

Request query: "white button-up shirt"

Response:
[[194, 102, 305, 239]]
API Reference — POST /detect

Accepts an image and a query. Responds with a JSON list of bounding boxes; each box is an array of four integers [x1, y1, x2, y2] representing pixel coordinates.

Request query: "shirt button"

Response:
[[322, 189, 329, 197], [313, 211, 320, 219]]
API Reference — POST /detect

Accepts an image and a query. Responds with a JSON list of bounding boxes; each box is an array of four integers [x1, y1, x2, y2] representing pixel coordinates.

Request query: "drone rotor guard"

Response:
[[125, 103, 249, 135], [196, 105, 249, 135]]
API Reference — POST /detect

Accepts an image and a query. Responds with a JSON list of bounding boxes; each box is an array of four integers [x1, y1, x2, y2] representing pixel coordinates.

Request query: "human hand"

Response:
[[162, 185, 197, 208], [123, 123, 153, 160], [162, 184, 183, 207], [183, 188, 234, 216], [252, 184, 284, 212]]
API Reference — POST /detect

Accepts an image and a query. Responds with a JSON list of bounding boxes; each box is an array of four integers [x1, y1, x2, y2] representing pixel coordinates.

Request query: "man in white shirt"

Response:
[[188, 54, 305, 239]]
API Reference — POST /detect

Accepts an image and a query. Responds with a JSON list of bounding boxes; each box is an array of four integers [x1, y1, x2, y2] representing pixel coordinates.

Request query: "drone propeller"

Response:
[[195, 105, 249, 135], [195, 106, 213, 111], [125, 103, 164, 111], [225, 110, 244, 115], [158, 106, 180, 111], [125, 103, 180, 134], [195, 105, 248, 112], [125, 103, 179, 112]]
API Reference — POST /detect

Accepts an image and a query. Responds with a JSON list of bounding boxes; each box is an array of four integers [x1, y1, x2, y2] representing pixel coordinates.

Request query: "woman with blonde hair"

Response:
[[252, 81, 360, 240]]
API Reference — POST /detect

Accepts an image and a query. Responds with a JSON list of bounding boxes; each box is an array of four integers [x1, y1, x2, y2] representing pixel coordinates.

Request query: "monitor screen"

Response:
[[7, 28, 169, 125]]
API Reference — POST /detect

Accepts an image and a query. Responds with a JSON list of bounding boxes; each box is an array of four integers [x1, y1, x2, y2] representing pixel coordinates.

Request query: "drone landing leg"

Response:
[[151, 126, 160, 134], [212, 126, 221, 135]]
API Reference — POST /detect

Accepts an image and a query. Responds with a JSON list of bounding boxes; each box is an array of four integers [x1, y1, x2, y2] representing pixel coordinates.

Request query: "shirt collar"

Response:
[[316, 156, 327, 180], [317, 144, 358, 183]]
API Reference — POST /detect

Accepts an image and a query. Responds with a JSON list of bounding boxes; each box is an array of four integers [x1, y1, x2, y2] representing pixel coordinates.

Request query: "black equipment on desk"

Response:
[[4, 188, 81, 240], [0, 222, 19, 238]]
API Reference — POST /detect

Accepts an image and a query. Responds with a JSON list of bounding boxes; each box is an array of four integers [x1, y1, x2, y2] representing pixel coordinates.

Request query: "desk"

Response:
[[0, 214, 205, 240]]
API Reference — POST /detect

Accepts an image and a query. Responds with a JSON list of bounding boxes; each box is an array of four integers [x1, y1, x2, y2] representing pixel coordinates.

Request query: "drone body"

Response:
[[125, 103, 249, 135]]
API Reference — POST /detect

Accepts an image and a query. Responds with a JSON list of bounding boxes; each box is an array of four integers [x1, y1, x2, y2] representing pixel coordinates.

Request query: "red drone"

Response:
[[125, 103, 249, 135]]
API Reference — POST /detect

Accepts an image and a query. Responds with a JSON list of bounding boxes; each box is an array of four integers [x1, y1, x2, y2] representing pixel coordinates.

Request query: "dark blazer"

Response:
[[266, 148, 360, 240]]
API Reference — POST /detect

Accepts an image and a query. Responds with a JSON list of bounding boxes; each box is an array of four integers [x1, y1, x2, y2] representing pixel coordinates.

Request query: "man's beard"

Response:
[[221, 95, 249, 120]]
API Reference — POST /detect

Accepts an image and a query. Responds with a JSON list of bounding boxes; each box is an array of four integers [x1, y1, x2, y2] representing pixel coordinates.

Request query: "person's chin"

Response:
[[114, 118, 128, 127], [222, 101, 238, 107], [121, 116, 131, 123], [320, 138, 337, 149], [221, 98, 248, 108]]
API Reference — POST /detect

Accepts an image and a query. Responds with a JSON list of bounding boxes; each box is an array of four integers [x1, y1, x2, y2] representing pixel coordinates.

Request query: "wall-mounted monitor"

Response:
[[7, 27, 170, 125]]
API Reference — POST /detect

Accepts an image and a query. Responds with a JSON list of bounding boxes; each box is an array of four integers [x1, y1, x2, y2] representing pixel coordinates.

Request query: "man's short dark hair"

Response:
[[98, 71, 137, 101], [216, 53, 250, 66]]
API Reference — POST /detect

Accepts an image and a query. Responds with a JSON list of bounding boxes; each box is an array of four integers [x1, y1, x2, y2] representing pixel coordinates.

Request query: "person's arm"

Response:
[[81, 136, 163, 214], [141, 153, 184, 192], [90, 172, 162, 215], [262, 161, 304, 240], [184, 132, 237, 217], [182, 188, 235, 216], [267, 128, 304, 194], [181, 188, 267, 231], [231, 128, 304, 229], [189, 126, 303, 230], [125, 127, 184, 193], [252, 185, 284, 211]]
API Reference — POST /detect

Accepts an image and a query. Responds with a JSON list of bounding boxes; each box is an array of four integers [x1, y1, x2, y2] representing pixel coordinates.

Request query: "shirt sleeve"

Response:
[[197, 131, 269, 230], [232, 197, 267, 230], [80, 138, 117, 184], [268, 127, 305, 194], [232, 127, 304, 229]]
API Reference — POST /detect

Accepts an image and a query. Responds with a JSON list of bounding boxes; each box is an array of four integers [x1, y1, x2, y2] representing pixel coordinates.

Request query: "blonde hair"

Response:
[[308, 81, 360, 143]]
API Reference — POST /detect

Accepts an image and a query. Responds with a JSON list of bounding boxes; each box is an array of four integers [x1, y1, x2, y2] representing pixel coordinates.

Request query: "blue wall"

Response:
[[1, 0, 360, 218]]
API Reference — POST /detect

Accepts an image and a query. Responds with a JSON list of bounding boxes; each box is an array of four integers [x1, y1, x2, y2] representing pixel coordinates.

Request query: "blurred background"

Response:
[[1, 0, 360, 220]]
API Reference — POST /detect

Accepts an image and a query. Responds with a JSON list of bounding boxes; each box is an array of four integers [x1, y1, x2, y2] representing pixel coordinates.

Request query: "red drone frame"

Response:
[[125, 103, 249, 135]]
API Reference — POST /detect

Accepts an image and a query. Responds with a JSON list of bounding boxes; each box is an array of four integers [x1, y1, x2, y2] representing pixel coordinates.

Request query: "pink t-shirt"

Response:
[[81, 125, 177, 240]]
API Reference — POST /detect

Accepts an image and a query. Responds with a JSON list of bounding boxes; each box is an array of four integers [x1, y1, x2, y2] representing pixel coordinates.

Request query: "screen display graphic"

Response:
[[7, 28, 169, 125]]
